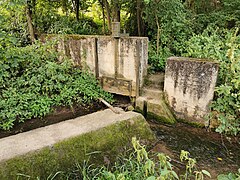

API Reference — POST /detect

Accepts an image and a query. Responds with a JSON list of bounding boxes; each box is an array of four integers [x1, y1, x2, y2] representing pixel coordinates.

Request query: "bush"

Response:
[[148, 44, 172, 72], [218, 169, 240, 180], [183, 27, 240, 135], [47, 16, 100, 35], [144, 0, 192, 71], [0, 41, 113, 130]]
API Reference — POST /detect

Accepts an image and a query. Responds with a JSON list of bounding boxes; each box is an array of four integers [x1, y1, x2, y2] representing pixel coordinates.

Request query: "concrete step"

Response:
[[136, 72, 175, 124], [142, 87, 163, 99], [145, 72, 165, 90], [135, 96, 176, 124]]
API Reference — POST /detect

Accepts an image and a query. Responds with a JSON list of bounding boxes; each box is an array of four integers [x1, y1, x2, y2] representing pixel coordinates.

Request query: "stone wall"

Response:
[[47, 35, 148, 97], [164, 57, 219, 125]]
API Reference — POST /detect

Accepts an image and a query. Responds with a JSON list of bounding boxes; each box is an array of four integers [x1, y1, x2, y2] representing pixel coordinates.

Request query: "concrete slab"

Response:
[[0, 108, 155, 179], [0, 108, 146, 162]]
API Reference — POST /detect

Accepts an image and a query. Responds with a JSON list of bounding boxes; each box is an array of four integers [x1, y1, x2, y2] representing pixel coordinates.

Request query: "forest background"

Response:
[[0, 0, 239, 135]]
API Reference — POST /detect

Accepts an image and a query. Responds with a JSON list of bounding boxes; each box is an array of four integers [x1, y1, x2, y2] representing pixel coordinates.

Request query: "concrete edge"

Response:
[[0, 108, 155, 179]]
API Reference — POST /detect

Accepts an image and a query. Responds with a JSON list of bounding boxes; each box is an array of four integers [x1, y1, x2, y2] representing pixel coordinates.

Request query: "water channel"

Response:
[[149, 120, 240, 178]]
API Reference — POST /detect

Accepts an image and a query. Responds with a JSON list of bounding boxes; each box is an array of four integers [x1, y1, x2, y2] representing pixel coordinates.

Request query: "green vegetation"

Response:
[[17, 137, 211, 180], [218, 169, 240, 180], [0, 1, 239, 179], [0, 0, 239, 133], [0, 40, 113, 130]]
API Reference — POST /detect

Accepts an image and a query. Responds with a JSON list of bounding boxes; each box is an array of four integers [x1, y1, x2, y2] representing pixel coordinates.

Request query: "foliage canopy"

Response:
[[0, 0, 240, 134]]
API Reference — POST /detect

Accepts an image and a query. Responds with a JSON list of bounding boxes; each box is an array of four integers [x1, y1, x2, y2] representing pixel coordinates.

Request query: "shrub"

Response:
[[183, 27, 240, 135], [0, 41, 113, 130], [144, 0, 192, 71], [218, 169, 240, 180]]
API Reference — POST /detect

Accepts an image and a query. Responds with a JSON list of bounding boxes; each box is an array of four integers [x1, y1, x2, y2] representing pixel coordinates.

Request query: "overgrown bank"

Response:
[[0, 39, 113, 130], [1, 0, 239, 134], [17, 137, 240, 180]]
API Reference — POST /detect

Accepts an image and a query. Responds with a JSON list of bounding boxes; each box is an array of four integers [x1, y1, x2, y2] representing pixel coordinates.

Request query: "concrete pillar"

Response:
[[164, 57, 219, 125]]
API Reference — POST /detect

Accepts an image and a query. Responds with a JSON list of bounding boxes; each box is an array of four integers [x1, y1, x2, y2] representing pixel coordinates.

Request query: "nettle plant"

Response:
[[0, 40, 113, 130]]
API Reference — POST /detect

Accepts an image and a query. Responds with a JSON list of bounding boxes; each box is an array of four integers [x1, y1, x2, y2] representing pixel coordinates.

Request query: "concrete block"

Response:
[[0, 109, 155, 179], [136, 95, 176, 124], [48, 35, 148, 97], [164, 57, 219, 125]]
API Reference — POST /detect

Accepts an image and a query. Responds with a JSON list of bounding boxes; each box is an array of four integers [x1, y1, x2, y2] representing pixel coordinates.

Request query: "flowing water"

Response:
[[149, 121, 240, 178]]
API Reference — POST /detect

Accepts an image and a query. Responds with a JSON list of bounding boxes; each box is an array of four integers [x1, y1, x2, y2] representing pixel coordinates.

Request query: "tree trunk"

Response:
[[112, 0, 120, 22], [155, 14, 160, 55], [75, 0, 80, 21], [26, 0, 36, 43], [136, 0, 142, 36], [99, 0, 106, 34], [103, 0, 112, 33]]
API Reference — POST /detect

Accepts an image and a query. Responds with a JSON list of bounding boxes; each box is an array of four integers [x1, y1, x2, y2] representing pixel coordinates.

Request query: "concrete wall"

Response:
[[49, 35, 148, 97], [164, 57, 219, 125], [0, 109, 155, 179]]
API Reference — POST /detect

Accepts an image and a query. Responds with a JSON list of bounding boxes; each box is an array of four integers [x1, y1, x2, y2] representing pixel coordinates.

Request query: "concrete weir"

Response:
[[0, 108, 155, 179]]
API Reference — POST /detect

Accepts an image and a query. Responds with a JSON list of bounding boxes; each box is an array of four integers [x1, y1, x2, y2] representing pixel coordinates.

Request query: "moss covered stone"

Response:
[[0, 110, 155, 179], [135, 96, 176, 125]]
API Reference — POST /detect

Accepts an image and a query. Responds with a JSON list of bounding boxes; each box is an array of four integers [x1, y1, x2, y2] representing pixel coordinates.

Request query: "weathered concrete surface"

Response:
[[145, 72, 165, 89], [0, 108, 150, 162], [46, 35, 148, 97], [136, 73, 176, 124], [136, 90, 176, 124], [0, 108, 155, 179], [164, 57, 219, 125]]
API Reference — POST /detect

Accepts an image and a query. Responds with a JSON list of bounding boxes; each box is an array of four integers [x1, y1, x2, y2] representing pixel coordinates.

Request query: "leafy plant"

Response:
[[38, 137, 210, 180], [144, 0, 192, 71], [183, 27, 240, 135], [0, 40, 113, 130], [180, 150, 211, 180], [210, 28, 240, 135], [217, 169, 240, 180], [148, 44, 172, 72]]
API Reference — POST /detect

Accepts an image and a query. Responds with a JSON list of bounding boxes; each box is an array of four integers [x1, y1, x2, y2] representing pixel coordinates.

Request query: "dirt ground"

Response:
[[0, 95, 131, 139]]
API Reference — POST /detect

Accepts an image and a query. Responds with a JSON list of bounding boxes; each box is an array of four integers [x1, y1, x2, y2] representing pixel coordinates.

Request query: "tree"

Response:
[[102, 0, 112, 32], [26, 0, 36, 43], [136, 0, 143, 36]]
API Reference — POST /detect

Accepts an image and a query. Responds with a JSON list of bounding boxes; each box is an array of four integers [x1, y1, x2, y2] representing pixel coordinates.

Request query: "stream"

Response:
[[149, 121, 240, 178]]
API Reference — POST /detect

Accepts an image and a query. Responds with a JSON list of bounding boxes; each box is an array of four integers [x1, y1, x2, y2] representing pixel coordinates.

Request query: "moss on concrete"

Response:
[[135, 107, 176, 125], [176, 117, 206, 128], [147, 112, 176, 124], [0, 115, 155, 180], [135, 95, 176, 125]]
